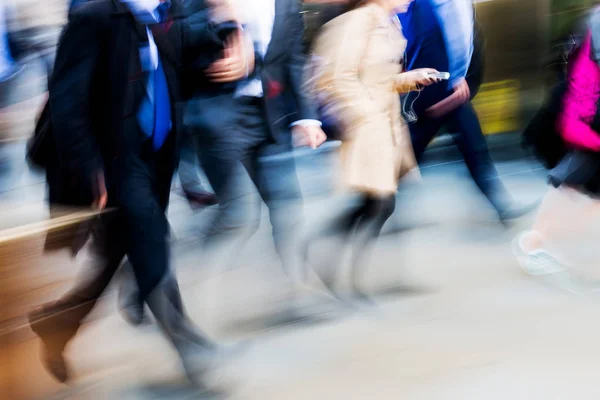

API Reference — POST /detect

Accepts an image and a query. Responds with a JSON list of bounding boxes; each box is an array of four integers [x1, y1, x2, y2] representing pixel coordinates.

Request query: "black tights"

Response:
[[307, 194, 396, 294]]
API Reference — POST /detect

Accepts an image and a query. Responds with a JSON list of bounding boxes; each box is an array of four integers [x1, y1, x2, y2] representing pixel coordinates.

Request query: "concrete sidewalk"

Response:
[[7, 142, 600, 399]]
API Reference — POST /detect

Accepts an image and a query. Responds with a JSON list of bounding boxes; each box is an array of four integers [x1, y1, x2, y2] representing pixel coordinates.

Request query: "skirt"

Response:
[[548, 150, 600, 196]]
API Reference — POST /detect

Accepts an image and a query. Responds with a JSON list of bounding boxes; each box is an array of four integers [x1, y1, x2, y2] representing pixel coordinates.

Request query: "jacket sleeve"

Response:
[[287, 0, 319, 121], [431, 0, 474, 89], [49, 9, 104, 195], [557, 32, 600, 151], [180, 3, 238, 70]]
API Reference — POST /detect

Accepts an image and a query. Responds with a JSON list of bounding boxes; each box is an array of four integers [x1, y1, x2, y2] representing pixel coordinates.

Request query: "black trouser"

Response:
[[410, 102, 510, 211], [189, 95, 302, 278], [52, 141, 178, 337], [178, 128, 209, 194], [308, 193, 396, 291]]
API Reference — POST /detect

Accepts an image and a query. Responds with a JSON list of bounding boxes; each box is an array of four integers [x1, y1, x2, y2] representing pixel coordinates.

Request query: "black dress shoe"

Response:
[[118, 285, 151, 327], [119, 298, 150, 327], [28, 303, 73, 383]]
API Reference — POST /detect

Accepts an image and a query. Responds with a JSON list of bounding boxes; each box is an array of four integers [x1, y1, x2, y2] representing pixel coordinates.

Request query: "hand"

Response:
[[205, 29, 254, 83], [400, 68, 442, 88], [91, 171, 107, 211], [452, 78, 471, 104], [292, 125, 327, 150], [425, 78, 471, 119]]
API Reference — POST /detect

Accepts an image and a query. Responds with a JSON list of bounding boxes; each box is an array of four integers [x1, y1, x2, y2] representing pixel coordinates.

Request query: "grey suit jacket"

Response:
[[185, 0, 318, 144]]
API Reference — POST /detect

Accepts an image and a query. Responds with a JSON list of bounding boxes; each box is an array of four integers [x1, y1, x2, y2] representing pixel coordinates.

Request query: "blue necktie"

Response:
[[152, 59, 171, 150], [137, 3, 171, 151]]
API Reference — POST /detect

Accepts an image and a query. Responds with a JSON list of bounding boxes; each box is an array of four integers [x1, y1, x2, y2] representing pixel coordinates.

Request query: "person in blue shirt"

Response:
[[399, 0, 526, 222]]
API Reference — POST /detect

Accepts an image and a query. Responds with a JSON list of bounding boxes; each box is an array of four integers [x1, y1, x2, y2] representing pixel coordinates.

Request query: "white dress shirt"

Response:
[[234, 0, 320, 127], [122, 0, 172, 131], [234, 0, 275, 98], [122, 0, 163, 69]]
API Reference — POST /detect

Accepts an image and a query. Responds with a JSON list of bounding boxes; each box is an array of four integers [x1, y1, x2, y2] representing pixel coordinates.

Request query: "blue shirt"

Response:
[[398, 0, 474, 88], [398, 0, 474, 111]]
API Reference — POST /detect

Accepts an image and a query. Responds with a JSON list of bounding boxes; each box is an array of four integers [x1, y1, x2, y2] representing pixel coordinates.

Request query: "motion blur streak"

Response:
[[2, 1, 600, 399]]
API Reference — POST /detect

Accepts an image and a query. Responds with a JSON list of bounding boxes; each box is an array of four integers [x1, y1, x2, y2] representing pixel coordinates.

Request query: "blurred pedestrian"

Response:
[[515, 11, 600, 276], [184, 0, 326, 311], [398, 0, 528, 223], [7, 0, 67, 84], [27, 0, 241, 385], [0, 1, 18, 83], [304, 0, 439, 302], [178, 128, 219, 207]]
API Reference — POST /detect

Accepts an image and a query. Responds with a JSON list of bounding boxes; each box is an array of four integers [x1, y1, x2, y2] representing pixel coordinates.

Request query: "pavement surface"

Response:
[[5, 135, 600, 400]]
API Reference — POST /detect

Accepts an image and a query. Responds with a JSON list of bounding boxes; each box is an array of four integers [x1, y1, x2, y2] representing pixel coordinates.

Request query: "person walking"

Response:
[[27, 0, 241, 385], [515, 11, 600, 276], [304, 0, 440, 302], [184, 0, 326, 305], [178, 128, 219, 207], [398, 0, 527, 222]]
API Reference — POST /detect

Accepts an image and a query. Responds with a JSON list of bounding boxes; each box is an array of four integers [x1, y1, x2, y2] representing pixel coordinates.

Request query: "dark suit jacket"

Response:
[[185, 0, 318, 144], [48, 0, 233, 206]]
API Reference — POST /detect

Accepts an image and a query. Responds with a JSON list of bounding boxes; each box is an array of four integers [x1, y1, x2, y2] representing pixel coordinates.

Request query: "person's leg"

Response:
[[178, 129, 203, 191], [446, 102, 514, 215], [517, 182, 600, 265], [120, 150, 217, 383], [234, 98, 307, 286], [409, 115, 443, 164], [116, 259, 148, 326], [302, 194, 371, 293], [254, 146, 306, 284], [349, 194, 396, 298], [513, 186, 584, 275], [28, 214, 126, 383], [196, 111, 262, 241], [520, 186, 579, 252], [178, 128, 218, 206]]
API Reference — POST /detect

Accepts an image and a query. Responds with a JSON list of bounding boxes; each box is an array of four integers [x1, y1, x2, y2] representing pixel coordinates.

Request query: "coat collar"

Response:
[[264, 0, 286, 62]]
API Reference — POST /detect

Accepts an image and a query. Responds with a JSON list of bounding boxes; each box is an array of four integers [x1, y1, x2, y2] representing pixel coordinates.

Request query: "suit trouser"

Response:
[[178, 127, 209, 194], [49, 143, 189, 344], [409, 102, 510, 211], [192, 96, 303, 278]]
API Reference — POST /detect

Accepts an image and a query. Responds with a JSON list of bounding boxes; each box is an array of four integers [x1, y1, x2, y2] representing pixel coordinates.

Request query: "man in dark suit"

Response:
[[185, 0, 326, 295], [27, 0, 242, 385]]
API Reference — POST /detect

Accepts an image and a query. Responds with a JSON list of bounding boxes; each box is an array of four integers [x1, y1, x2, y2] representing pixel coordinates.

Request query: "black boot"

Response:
[[28, 297, 95, 383], [117, 262, 149, 326]]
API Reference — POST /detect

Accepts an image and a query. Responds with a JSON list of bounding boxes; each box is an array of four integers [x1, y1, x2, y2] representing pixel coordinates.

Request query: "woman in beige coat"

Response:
[[304, 0, 440, 302]]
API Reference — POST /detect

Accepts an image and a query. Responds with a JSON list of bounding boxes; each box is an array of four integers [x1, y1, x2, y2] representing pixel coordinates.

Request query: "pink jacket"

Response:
[[558, 32, 600, 151]]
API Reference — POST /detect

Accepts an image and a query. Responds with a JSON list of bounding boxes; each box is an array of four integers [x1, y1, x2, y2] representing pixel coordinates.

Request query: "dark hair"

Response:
[[345, 0, 371, 12]]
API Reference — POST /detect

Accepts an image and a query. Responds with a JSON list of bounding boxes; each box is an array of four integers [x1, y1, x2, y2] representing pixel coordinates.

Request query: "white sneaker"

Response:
[[512, 233, 565, 276]]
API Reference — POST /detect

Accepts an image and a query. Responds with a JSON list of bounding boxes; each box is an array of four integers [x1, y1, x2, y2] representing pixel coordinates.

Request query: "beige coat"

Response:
[[310, 3, 419, 195]]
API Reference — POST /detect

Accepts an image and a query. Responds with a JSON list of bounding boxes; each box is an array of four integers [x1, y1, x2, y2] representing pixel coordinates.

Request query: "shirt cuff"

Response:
[[290, 119, 322, 128]]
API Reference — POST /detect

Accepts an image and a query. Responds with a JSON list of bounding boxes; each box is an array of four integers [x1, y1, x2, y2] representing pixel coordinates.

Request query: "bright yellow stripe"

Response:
[[472, 79, 520, 135]]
